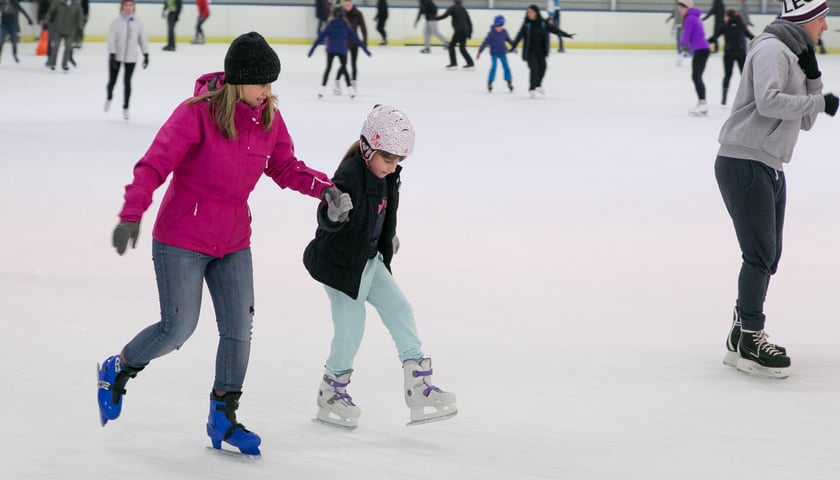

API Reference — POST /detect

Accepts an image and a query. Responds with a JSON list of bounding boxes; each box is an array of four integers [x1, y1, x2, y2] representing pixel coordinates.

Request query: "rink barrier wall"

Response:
[[14, 3, 840, 51]]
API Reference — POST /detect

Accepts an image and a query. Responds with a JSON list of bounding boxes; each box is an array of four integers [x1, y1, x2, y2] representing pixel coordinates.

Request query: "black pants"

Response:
[[196, 14, 209, 37], [323, 53, 350, 86], [107, 61, 136, 108], [166, 12, 178, 48], [376, 17, 386, 41], [334, 46, 360, 82], [448, 30, 473, 67], [722, 50, 746, 90], [526, 52, 546, 90], [715, 156, 786, 332], [691, 48, 709, 100]]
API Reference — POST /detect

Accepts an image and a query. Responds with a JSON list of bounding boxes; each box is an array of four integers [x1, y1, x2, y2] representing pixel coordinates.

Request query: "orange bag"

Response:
[[36, 30, 48, 56]]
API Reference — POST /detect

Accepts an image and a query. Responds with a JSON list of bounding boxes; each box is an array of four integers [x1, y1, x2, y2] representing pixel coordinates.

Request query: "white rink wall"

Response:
[[17, 2, 835, 49]]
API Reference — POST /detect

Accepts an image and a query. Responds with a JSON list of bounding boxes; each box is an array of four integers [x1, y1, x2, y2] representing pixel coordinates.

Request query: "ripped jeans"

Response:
[[123, 240, 255, 391]]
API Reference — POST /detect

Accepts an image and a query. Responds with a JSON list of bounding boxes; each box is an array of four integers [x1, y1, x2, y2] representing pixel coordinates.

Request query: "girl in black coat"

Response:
[[304, 105, 457, 429], [708, 9, 754, 105], [510, 4, 574, 97]]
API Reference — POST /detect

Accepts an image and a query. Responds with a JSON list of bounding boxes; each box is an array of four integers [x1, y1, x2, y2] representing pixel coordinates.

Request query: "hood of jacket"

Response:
[[194, 71, 225, 96]]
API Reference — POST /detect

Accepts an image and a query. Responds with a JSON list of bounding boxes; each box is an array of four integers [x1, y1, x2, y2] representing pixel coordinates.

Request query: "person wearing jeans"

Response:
[[714, 1, 836, 378]]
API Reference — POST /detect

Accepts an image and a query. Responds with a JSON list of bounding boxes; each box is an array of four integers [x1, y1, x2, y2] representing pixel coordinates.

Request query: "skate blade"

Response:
[[688, 111, 708, 117], [735, 358, 789, 379], [722, 350, 739, 367], [406, 410, 458, 426], [206, 446, 261, 459], [311, 417, 358, 431]]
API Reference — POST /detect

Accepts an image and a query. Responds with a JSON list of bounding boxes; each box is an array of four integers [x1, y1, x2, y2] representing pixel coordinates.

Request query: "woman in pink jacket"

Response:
[[96, 32, 352, 457]]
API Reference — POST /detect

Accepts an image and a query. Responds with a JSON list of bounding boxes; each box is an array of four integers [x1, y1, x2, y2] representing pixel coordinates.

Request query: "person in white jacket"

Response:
[[105, 0, 149, 120]]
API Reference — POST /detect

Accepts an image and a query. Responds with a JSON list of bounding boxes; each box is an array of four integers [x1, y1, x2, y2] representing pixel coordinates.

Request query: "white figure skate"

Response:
[[403, 358, 457, 425], [315, 368, 361, 429]]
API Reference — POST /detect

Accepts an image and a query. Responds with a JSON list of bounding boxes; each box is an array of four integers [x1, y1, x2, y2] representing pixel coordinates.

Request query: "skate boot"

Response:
[[122, 108, 130, 120], [318, 85, 326, 98], [688, 100, 708, 116], [97, 354, 144, 426], [529, 89, 536, 98], [724, 306, 786, 367], [735, 330, 791, 379], [536, 86, 545, 95], [507, 80, 514, 92], [403, 358, 457, 425], [721, 87, 728, 106], [206, 391, 261, 456], [104, 99, 111, 112], [315, 368, 361, 429], [349, 81, 357, 98], [333, 79, 341, 95], [487, 81, 492, 93]]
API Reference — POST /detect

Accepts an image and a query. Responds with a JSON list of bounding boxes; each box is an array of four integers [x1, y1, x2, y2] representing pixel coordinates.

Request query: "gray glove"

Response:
[[393, 235, 400, 255], [322, 186, 353, 223], [112, 221, 140, 255]]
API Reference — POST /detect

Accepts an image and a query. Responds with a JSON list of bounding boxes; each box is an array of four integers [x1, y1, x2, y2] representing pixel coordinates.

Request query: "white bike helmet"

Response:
[[359, 104, 415, 159]]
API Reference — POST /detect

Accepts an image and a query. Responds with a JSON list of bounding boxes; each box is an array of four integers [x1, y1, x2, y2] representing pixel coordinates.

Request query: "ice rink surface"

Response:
[[2, 40, 840, 479]]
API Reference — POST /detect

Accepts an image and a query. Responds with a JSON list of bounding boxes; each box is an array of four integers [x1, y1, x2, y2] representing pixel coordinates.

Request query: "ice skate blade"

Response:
[[407, 410, 458, 426], [205, 446, 261, 459], [688, 111, 708, 117], [735, 358, 789, 379], [722, 350, 739, 367], [312, 417, 358, 430]]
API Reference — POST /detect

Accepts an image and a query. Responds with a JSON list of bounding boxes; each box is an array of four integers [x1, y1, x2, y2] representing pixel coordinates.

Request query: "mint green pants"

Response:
[[324, 254, 423, 374]]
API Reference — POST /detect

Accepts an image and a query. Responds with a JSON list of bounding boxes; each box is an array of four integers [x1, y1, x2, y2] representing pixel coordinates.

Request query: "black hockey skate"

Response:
[[735, 330, 790, 379]]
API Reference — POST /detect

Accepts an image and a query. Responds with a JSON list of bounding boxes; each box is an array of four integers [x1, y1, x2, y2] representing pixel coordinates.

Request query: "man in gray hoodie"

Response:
[[714, 0, 837, 380]]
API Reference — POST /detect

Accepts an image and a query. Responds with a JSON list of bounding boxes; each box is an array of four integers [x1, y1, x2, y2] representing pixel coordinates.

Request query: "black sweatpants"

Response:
[[714, 155, 786, 332], [691, 48, 710, 100], [526, 52, 547, 91], [107, 61, 137, 108], [323, 53, 351, 86]]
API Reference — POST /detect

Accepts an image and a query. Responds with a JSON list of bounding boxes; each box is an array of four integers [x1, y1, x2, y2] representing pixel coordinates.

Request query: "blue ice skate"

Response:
[[206, 392, 261, 456], [97, 355, 143, 426]]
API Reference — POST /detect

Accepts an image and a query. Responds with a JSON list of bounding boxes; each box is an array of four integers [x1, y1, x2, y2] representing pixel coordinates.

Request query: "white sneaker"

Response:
[[122, 108, 130, 120], [104, 99, 111, 112], [688, 100, 708, 116]]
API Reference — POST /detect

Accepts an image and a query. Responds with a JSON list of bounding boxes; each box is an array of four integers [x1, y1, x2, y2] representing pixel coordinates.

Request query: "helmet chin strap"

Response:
[[359, 137, 375, 161]]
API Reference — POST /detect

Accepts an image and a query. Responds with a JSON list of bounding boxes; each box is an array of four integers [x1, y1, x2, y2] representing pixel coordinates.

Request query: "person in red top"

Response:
[[191, 0, 209, 44], [96, 32, 350, 457]]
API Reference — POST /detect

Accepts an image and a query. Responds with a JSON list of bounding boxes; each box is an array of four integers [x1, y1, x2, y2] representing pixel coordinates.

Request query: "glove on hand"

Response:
[[393, 235, 400, 255], [112, 221, 140, 255], [475, 51, 481, 59], [142, 53, 149, 69], [798, 45, 821, 79], [824, 93, 839, 116], [109, 53, 118, 70], [322, 186, 353, 223]]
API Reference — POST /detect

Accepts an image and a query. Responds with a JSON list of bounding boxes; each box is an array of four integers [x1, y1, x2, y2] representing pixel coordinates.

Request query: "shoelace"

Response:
[[412, 369, 443, 397], [326, 376, 354, 404], [753, 331, 785, 356]]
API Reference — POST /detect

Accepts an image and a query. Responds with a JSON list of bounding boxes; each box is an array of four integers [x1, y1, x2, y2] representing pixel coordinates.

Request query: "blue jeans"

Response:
[[488, 54, 511, 83], [714, 156, 786, 331], [123, 240, 255, 391], [324, 254, 423, 374]]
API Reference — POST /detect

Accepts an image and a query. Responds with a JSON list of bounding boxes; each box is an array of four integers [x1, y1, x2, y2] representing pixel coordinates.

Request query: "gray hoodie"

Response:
[[717, 20, 824, 171]]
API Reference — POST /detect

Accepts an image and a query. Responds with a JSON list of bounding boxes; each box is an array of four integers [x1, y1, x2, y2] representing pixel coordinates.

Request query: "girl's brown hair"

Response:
[[340, 141, 406, 168], [189, 83, 277, 140]]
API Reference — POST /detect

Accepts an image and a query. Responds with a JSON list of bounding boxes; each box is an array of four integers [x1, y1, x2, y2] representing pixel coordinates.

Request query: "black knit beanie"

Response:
[[224, 32, 281, 85]]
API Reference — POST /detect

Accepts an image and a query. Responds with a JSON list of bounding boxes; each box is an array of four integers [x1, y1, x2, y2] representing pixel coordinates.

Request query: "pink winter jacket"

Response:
[[118, 72, 333, 257]]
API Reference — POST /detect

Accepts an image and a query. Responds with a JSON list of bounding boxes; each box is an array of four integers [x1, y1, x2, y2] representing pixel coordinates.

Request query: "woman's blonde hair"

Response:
[[189, 83, 277, 140]]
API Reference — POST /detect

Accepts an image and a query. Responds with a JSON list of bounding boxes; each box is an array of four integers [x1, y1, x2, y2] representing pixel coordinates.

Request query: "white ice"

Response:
[[2, 42, 840, 479]]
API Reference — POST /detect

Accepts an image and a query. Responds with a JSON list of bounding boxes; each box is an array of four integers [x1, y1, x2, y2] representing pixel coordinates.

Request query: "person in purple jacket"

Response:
[[679, 0, 710, 115], [97, 32, 349, 457], [308, 7, 371, 99], [477, 15, 514, 93]]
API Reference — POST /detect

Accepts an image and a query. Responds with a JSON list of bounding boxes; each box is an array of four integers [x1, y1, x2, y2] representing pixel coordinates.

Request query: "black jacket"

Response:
[[708, 21, 754, 54], [437, 1, 471, 36], [511, 18, 572, 59], [416, 0, 437, 23], [303, 150, 400, 300]]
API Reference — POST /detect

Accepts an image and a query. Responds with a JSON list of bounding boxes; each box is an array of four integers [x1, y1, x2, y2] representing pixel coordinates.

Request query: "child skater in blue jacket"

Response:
[[477, 14, 514, 92], [308, 8, 371, 98]]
